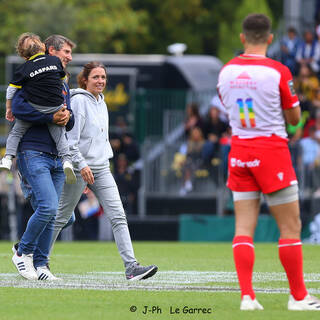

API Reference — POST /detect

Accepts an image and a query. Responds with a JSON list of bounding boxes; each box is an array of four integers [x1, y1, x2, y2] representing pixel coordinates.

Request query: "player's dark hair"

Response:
[[77, 61, 107, 89], [44, 34, 76, 53], [16, 33, 45, 59], [242, 13, 271, 44]]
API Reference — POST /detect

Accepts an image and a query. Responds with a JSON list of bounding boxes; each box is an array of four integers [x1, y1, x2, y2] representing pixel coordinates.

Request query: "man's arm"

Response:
[[284, 106, 301, 126], [65, 108, 74, 131], [63, 82, 75, 131]]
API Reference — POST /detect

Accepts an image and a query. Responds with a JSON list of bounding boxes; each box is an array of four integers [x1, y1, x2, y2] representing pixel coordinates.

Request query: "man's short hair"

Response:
[[44, 34, 76, 53], [242, 13, 271, 44]]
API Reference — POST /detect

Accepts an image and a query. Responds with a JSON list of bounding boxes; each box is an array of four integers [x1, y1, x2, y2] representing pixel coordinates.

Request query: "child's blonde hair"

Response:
[[16, 33, 45, 60]]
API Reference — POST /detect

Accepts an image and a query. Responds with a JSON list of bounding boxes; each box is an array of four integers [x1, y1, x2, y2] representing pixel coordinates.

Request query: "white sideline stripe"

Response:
[[232, 242, 254, 248], [278, 242, 302, 248], [1, 271, 320, 293]]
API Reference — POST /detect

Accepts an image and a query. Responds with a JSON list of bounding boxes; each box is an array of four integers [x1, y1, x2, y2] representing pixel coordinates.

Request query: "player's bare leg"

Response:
[[269, 200, 320, 310], [233, 198, 263, 310]]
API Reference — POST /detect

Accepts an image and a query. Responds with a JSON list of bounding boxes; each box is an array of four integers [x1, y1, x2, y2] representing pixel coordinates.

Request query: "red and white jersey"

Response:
[[217, 54, 299, 139]]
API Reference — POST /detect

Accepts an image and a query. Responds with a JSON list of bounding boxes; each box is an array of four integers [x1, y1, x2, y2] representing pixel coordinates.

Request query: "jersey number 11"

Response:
[[236, 98, 256, 128]]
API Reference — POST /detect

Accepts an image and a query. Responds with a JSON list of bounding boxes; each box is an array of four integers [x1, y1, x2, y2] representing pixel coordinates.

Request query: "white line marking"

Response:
[[1, 271, 320, 293]]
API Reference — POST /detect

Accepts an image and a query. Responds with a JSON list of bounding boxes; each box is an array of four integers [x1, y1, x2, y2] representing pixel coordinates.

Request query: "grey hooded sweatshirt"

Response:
[[68, 88, 113, 171]]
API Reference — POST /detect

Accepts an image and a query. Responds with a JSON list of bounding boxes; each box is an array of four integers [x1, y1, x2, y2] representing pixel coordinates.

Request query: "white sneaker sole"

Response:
[[0, 166, 11, 172], [64, 167, 76, 184], [240, 295, 264, 310], [288, 294, 320, 310]]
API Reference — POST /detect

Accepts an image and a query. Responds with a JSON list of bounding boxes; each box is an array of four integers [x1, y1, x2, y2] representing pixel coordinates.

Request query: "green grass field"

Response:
[[0, 241, 320, 320]]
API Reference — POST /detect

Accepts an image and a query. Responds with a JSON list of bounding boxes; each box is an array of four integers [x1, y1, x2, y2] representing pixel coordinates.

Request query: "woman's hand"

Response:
[[6, 109, 15, 122], [80, 166, 94, 184]]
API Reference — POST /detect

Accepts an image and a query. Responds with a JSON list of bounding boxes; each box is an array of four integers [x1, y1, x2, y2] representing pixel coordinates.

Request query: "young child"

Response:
[[0, 33, 76, 184]]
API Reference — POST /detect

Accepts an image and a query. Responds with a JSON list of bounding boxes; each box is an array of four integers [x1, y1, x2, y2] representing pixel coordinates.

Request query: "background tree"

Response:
[[0, 0, 284, 84], [218, 0, 274, 62], [69, 0, 149, 53]]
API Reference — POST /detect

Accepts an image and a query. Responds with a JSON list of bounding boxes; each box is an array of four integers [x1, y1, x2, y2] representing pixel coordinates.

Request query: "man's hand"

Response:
[[53, 106, 70, 126]]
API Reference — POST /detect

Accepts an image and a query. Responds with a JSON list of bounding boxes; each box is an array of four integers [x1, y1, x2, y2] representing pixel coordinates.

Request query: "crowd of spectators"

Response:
[[176, 99, 231, 195], [175, 24, 320, 197], [279, 25, 320, 197]]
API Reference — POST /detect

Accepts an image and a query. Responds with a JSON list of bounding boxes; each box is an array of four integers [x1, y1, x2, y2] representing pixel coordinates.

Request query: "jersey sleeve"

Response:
[[9, 65, 26, 89], [6, 86, 18, 99], [279, 65, 299, 110]]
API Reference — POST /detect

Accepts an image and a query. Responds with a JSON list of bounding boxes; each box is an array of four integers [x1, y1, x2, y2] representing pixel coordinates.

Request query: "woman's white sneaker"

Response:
[[12, 252, 38, 280], [240, 295, 264, 310], [36, 266, 61, 281], [288, 294, 320, 311]]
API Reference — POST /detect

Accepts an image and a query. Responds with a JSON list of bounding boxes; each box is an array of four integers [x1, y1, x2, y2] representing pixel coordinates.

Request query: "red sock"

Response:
[[278, 239, 308, 300], [232, 235, 255, 299]]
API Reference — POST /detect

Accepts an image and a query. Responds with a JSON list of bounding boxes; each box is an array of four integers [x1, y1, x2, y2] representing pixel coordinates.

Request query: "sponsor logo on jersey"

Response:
[[230, 71, 257, 89], [277, 172, 284, 181], [288, 80, 296, 96], [230, 157, 260, 168], [30, 65, 58, 78], [236, 71, 251, 80]]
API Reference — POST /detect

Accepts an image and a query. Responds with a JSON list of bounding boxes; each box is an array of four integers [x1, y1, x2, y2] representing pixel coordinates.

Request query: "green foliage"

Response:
[[24, 0, 76, 41], [131, 0, 210, 54], [0, 0, 30, 55], [218, 0, 274, 63], [69, 0, 149, 53], [0, 0, 283, 63], [0, 0, 148, 55]]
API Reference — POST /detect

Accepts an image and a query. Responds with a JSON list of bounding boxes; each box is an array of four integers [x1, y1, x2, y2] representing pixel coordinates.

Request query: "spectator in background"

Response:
[[184, 102, 204, 138], [179, 126, 205, 195], [202, 106, 229, 164], [281, 27, 300, 76], [295, 30, 319, 74], [209, 94, 229, 123], [299, 125, 320, 194], [114, 153, 139, 215], [114, 116, 129, 136], [110, 132, 140, 174], [121, 133, 140, 164], [294, 63, 319, 112], [311, 87, 320, 110]]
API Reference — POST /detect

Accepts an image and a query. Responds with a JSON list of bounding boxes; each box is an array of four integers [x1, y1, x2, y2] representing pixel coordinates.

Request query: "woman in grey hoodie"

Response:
[[50, 61, 157, 281]]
